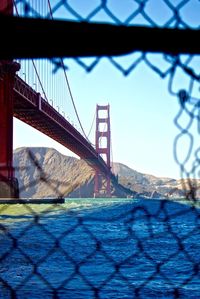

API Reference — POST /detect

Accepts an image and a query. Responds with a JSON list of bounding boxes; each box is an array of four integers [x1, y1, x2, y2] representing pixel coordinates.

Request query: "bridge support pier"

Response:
[[94, 170, 111, 198], [94, 104, 111, 197], [0, 61, 20, 198]]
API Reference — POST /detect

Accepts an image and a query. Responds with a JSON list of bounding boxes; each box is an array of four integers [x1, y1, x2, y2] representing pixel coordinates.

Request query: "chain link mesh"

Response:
[[1, 0, 200, 297]]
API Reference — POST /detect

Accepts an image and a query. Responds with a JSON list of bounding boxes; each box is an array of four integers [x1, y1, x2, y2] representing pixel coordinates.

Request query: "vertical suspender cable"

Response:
[[14, 1, 49, 102], [47, 0, 90, 141]]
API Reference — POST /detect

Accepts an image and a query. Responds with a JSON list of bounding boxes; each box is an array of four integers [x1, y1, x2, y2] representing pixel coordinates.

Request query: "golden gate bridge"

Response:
[[0, 0, 114, 199]]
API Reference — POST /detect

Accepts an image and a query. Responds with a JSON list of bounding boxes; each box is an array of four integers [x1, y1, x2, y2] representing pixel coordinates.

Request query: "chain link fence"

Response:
[[0, 0, 200, 297]]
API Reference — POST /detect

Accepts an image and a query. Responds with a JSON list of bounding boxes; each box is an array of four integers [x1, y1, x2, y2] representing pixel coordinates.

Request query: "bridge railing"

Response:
[[14, 75, 38, 106]]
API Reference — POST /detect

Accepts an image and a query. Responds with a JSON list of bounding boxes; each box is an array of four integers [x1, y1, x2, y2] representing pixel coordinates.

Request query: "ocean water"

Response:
[[0, 197, 199, 298]]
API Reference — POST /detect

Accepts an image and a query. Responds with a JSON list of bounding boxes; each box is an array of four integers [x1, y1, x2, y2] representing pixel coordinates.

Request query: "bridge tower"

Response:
[[0, 0, 20, 198], [94, 104, 111, 197]]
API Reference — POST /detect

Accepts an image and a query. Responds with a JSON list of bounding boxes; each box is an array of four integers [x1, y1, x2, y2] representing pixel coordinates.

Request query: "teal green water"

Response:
[[0, 197, 135, 222]]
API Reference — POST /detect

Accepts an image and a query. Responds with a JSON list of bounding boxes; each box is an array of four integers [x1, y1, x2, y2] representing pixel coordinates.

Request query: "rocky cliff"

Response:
[[112, 163, 184, 198], [14, 147, 197, 199], [14, 147, 133, 198]]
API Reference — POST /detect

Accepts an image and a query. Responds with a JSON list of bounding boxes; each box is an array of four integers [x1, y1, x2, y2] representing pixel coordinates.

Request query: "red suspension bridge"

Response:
[[0, 0, 113, 198]]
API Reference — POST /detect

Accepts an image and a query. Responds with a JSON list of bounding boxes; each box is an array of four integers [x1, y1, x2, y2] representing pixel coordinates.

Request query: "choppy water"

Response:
[[0, 197, 199, 298]]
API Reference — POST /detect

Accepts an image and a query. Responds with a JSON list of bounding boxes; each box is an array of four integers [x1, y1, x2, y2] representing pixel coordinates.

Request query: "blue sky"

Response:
[[13, 0, 200, 179]]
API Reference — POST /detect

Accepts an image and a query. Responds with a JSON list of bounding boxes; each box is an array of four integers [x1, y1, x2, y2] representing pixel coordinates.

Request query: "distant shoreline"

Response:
[[0, 198, 64, 204], [0, 197, 199, 209]]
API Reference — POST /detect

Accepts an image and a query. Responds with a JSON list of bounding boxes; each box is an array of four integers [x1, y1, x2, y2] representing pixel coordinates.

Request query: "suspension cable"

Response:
[[87, 109, 96, 139], [47, 0, 89, 140]]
